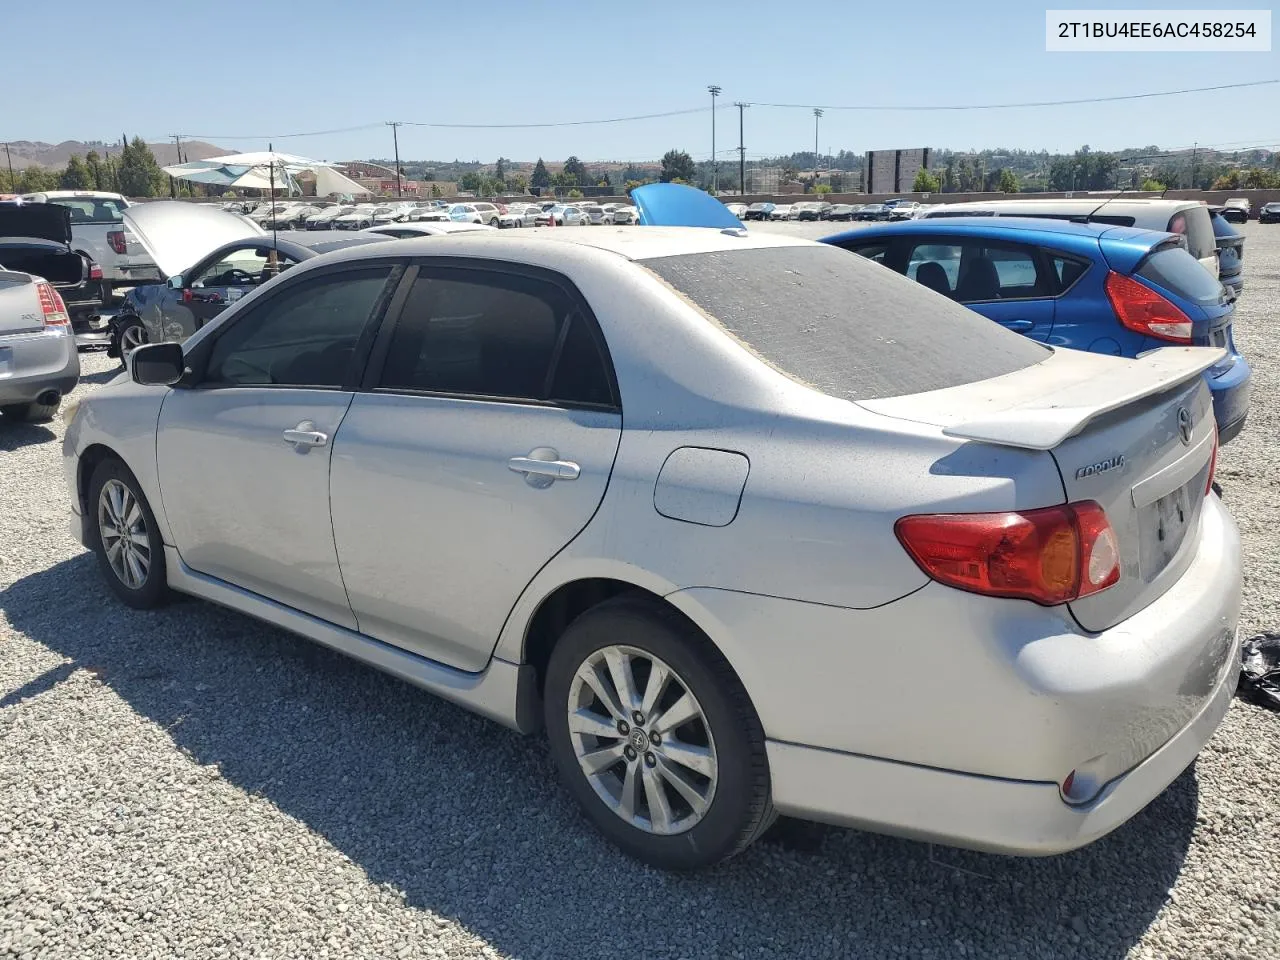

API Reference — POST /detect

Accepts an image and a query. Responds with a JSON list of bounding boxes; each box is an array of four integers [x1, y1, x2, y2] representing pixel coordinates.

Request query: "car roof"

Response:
[[926, 197, 1204, 216], [338, 225, 816, 263], [822, 215, 1169, 249]]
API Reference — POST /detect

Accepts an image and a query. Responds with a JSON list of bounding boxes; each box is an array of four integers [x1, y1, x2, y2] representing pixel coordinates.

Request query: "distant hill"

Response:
[[5, 140, 228, 170]]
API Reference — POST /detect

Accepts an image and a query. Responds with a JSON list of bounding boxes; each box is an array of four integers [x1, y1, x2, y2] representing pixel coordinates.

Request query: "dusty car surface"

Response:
[[65, 226, 1240, 871]]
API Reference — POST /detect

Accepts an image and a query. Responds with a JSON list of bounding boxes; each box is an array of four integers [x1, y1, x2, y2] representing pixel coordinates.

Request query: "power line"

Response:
[[400, 105, 723, 130], [749, 79, 1278, 112]]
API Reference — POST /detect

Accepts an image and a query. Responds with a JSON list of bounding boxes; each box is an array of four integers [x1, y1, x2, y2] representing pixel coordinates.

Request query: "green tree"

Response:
[[561, 155, 587, 185], [60, 155, 93, 190], [507, 173, 528, 194], [430, 183, 442, 198], [493, 157, 507, 183], [1141, 178, 1167, 192], [997, 168, 1019, 193], [941, 164, 956, 192], [459, 171, 483, 193], [813, 183, 832, 195], [660, 149, 696, 184], [530, 157, 550, 190], [567, 188, 584, 199], [84, 150, 106, 189], [1244, 167, 1277, 189], [912, 168, 941, 192], [18, 166, 59, 192], [117, 136, 164, 197], [1211, 170, 1241, 191]]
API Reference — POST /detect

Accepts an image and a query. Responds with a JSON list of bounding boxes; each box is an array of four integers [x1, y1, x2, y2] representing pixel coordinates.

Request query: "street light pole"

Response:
[[813, 108, 824, 188], [734, 102, 749, 196], [3, 143, 14, 192], [708, 85, 721, 194], [387, 121, 403, 198]]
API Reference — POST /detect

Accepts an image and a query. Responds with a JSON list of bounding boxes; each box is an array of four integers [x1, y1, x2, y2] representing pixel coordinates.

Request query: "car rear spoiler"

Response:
[[860, 347, 1225, 451]]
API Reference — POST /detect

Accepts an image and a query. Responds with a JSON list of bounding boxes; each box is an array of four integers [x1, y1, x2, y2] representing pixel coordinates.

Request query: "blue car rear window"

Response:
[[642, 245, 1049, 401], [1136, 246, 1224, 306]]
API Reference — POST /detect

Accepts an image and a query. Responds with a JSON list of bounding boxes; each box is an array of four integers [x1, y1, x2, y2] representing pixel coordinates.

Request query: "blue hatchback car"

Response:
[[823, 217, 1252, 444]]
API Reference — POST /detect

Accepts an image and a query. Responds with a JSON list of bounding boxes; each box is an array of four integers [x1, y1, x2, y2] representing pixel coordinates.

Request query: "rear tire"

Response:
[[87, 458, 169, 609], [544, 595, 774, 870], [1, 400, 60, 424]]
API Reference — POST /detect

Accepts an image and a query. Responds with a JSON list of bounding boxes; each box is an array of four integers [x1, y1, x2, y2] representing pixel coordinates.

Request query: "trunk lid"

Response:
[[0, 270, 42, 335], [0, 203, 72, 244], [861, 346, 1222, 631]]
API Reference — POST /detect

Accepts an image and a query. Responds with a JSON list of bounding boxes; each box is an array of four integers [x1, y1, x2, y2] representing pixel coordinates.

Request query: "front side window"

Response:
[[376, 269, 614, 406], [204, 267, 393, 387], [192, 247, 298, 287]]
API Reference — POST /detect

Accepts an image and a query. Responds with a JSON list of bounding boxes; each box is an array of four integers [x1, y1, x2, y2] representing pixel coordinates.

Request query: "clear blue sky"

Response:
[[7, 0, 1277, 163]]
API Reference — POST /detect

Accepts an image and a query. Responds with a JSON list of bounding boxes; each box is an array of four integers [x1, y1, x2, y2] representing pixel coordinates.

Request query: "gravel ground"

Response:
[[2, 227, 1278, 960]]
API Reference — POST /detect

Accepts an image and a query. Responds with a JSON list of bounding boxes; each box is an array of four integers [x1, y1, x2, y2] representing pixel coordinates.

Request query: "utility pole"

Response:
[[734, 102, 749, 195], [1189, 141, 1198, 189], [387, 121, 403, 197], [707, 85, 721, 194], [813, 108, 824, 187], [3, 143, 13, 192]]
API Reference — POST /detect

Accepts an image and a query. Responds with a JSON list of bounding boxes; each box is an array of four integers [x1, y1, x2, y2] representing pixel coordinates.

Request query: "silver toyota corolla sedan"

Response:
[[63, 227, 1241, 870]]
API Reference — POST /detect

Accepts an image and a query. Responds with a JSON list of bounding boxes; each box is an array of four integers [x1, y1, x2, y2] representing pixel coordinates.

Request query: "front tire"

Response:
[[114, 316, 148, 368], [544, 595, 774, 870], [88, 459, 169, 609]]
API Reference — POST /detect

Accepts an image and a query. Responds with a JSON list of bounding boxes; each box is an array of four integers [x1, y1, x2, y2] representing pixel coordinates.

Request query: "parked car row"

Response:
[[740, 199, 929, 222]]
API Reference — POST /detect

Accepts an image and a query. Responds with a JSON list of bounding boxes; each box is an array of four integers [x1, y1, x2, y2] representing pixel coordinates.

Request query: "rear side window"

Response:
[[1167, 207, 1216, 262], [642, 245, 1049, 402], [1137, 246, 1224, 306], [376, 269, 615, 406]]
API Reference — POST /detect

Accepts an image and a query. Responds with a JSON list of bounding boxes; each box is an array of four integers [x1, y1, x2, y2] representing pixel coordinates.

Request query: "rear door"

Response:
[[901, 237, 1056, 341], [329, 261, 622, 671]]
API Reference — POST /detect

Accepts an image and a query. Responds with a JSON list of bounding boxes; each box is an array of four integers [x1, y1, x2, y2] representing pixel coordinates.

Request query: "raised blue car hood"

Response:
[[632, 183, 744, 229]]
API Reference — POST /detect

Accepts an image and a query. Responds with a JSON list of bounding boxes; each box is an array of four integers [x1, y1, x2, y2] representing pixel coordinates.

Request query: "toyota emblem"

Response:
[[1177, 407, 1193, 445]]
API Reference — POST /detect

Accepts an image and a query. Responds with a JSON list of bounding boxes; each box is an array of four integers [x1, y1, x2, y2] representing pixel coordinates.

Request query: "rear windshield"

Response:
[[47, 197, 125, 224], [1137, 245, 1224, 306], [641, 245, 1049, 401]]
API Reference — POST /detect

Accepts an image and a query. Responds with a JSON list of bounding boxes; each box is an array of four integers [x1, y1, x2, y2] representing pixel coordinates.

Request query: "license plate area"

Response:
[[1138, 479, 1199, 579]]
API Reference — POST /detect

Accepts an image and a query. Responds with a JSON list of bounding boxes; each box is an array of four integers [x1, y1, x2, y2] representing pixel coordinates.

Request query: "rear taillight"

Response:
[[36, 282, 70, 327], [895, 501, 1120, 606], [1206, 424, 1219, 495], [89, 263, 103, 281], [107, 230, 127, 255], [1104, 271, 1193, 344]]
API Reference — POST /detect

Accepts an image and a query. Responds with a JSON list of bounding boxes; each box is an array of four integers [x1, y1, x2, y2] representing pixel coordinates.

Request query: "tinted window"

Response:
[[377, 270, 614, 405], [846, 241, 892, 265], [642, 245, 1048, 402], [205, 268, 392, 387], [1137, 246, 1224, 306], [1051, 255, 1090, 291]]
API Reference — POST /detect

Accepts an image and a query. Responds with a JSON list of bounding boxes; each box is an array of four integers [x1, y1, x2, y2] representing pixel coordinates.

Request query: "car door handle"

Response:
[[1000, 319, 1035, 331], [509, 449, 580, 483], [282, 421, 328, 448]]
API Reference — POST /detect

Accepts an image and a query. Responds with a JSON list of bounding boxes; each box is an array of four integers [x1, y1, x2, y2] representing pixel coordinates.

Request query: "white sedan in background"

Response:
[[498, 205, 539, 228]]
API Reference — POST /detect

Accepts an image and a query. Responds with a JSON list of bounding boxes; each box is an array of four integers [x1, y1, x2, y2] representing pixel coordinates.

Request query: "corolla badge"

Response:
[[1178, 407, 1193, 445], [1075, 455, 1126, 480]]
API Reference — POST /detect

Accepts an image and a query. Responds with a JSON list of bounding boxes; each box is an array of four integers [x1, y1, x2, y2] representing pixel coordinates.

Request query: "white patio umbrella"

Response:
[[161, 149, 339, 195]]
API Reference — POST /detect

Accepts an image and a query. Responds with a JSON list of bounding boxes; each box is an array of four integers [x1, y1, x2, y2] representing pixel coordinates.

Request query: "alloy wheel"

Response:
[[119, 323, 147, 358], [567, 645, 718, 836], [98, 478, 151, 589]]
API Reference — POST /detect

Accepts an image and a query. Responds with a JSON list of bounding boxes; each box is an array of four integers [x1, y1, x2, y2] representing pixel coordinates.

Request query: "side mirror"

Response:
[[167, 274, 184, 290], [130, 342, 186, 386]]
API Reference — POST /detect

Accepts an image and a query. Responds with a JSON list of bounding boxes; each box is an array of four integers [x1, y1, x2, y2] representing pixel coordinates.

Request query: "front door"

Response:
[[156, 264, 398, 627], [329, 264, 622, 671]]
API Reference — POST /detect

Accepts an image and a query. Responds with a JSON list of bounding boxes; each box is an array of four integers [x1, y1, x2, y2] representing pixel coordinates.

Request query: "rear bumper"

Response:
[[767, 647, 1236, 855], [669, 495, 1241, 854], [0, 328, 79, 404], [1206, 352, 1252, 445]]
